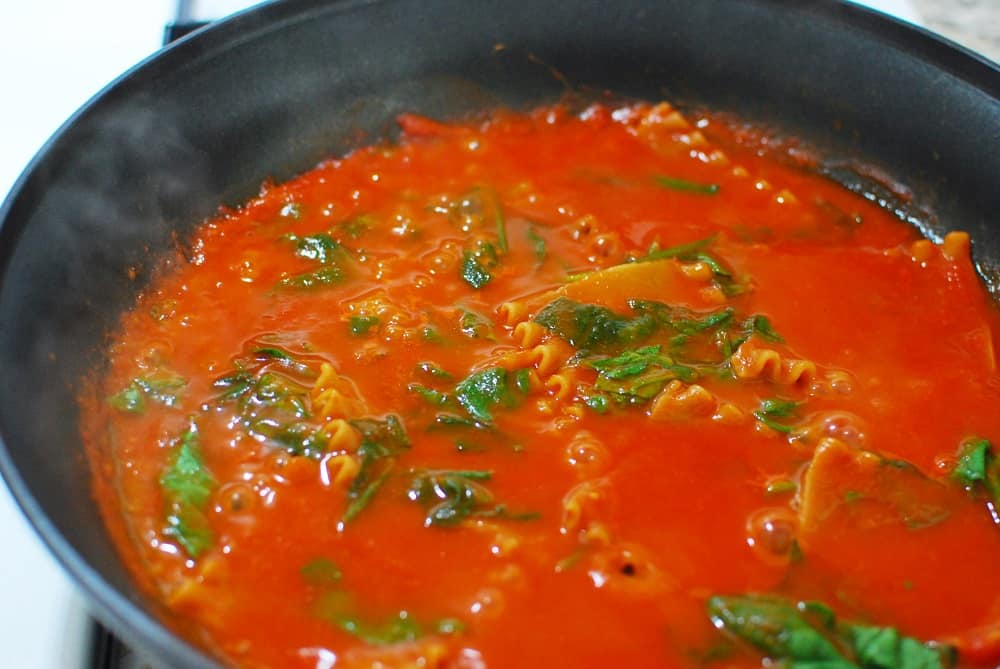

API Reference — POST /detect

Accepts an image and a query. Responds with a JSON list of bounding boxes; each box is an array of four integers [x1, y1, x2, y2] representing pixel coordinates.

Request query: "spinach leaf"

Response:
[[707, 595, 846, 665], [460, 240, 500, 290], [951, 437, 1000, 520], [638, 235, 743, 295], [279, 264, 345, 289], [108, 384, 145, 413], [588, 345, 691, 380], [740, 314, 784, 344], [338, 213, 374, 239], [342, 468, 392, 523], [349, 315, 380, 336], [526, 226, 547, 264], [212, 348, 328, 457], [279, 233, 351, 289], [458, 308, 495, 340], [161, 425, 216, 558], [300, 557, 343, 586], [407, 383, 452, 407], [108, 372, 187, 414], [407, 469, 494, 527], [349, 415, 410, 456], [753, 398, 803, 434], [579, 388, 611, 414], [454, 367, 527, 423], [408, 469, 539, 527], [431, 412, 490, 431], [534, 297, 657, 351], [640, 236, 716, 262], [707, 594, 955, 669], [953, 438, 990, 486], [492, 191, 508, 253], [341, 415, 411, 522], [291, 233, 340, 263], [315, 590, 465, 646], [460, 251, 493, 289], [416, 361, 452, 380], [585, 345, 697, 404], [653, 174, 720, 195]]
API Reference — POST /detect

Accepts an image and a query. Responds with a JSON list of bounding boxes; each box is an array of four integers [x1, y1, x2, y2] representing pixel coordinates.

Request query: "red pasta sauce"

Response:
[[82, 102, 1000, 669]]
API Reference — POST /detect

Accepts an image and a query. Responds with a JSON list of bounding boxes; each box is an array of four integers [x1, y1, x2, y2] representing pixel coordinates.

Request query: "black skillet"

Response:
[[0, 0, 997, 666]]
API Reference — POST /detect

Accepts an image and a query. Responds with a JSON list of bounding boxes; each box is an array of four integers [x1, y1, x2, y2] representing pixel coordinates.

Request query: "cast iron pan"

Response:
[[0, 0, 997, 666]]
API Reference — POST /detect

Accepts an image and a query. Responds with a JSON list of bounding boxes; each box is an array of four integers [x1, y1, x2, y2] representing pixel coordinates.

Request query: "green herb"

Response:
[[458, 308, 495, 340], [526, 226, 547, 264], [349, 315, 380, 336], [579, 389, 611, 414], [342, 415, 411, 522], [740, 314, 784, 344], [279, 265, 345, 289], [454, 367, 527, 423], [753, 398, 803, 434], [300, 557, 343, 586], [586, 345, 697, 403], [107, 384, 145, 413], [653, 174, 720, 195], [254, 347, 291, 360], [491, 189, 509, 253], [250, 344, 315, 376], [420, 326, 444, 343], [290, 233, 337, 263], [534, 297, 657, 351], [317, 594, 463, 646], [432, 412, 489, 430], [953, 438, 992, 488], [587, 345, 690, 380], [460, 250, 493, 289], [251, 419, 328, 456], [788, 539, 804, 563], [407, 383, 452, 407], [844, 490, 865, 503], [408, 469, 537, 527], [279, 233, 351, 289], [707, 594, 955, 669], [212, 370, 255, 401], [222, 371, 311, 419], [161, 425, 216, 558], [951, 437, 1000, 519], [108, 373, 187, 414], [338, 213, 374, 239], [350, 415, 410, 454], [416, 362, 452, 380], [640, 236, 716, 262], [707, 595, 843, 664], [342, 468, 392, 523], [513, 368, 531, 394], [638, 235, 744, 295]]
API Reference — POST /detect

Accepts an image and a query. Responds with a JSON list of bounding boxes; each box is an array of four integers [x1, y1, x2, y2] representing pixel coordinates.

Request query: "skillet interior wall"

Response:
[[0, 0, 997, 665]]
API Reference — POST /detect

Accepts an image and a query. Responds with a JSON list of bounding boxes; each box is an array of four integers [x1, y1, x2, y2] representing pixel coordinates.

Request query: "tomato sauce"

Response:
[[83, 102, 1000, 668]]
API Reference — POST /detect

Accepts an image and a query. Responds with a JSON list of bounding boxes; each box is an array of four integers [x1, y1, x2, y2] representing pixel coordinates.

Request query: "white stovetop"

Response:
[[0, 1, 922, 667]]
